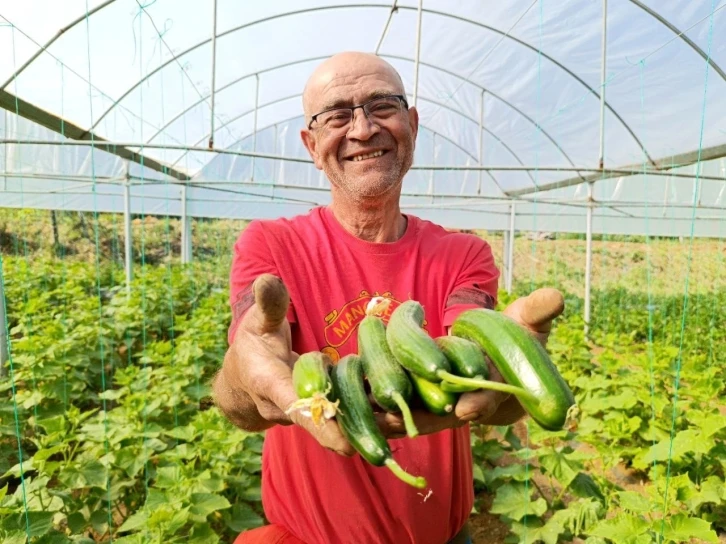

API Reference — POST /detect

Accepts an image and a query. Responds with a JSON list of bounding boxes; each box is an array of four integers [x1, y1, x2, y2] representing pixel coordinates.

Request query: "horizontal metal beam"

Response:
[[0, 90, 191, 181], [172, 94, 524, 190], [2, 138, 726, 184], [507, 142, 726, 196]]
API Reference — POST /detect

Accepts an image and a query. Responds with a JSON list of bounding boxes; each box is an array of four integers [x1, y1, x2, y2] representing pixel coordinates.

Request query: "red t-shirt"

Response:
[[228, 206, 499, 544]]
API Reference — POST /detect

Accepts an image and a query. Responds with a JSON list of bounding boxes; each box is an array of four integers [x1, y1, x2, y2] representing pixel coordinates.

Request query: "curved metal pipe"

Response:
[[173, 109, 507, 192], [78, 3, 653, 165], [169, 92, 534, 188], [144, 53, 577, 170]]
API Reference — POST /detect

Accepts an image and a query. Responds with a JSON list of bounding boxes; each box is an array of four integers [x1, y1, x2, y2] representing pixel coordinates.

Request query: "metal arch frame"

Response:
[[1, 1, 724, 186], [0, 0, 117, 91], [143, 53, 579, 170], [628, 0, 726, 82], [173, 109, 510, 193], [167, 90, 538, 188], [73, 3, 651, 160], [6, 0, 725, 108]]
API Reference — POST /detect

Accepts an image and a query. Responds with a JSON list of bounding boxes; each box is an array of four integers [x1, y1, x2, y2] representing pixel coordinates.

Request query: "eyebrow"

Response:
[[318, 89, 401, 111]]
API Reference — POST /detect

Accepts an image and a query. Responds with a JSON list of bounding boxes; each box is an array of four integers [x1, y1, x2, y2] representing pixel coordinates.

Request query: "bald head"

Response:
[[302, 52, 406, 121]]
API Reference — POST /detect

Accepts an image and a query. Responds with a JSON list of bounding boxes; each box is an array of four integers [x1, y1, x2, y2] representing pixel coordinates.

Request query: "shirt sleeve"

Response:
[[442, 237, 500, 328], [228, 221, 296, 345]]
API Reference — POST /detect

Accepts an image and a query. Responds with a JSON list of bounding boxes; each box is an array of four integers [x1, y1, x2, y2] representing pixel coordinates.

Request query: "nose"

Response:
[[346, 108, 380, 141]]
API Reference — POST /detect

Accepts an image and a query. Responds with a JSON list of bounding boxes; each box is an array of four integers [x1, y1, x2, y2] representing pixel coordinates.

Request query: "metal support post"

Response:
[[587, 0, 607, 334], [478, 90, 484, 195], [0, 268, 8, 378], [208, 0, 218, 149], [123, 179, 133, 295], [584, 183, 594, 336], [252, 73, 260, 181], [506, 203, 516, 293], [412, 0, 423, 107], [181, 184, 191, 264]]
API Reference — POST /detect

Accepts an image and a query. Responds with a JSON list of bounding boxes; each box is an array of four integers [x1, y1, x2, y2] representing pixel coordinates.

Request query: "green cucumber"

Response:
[[386, 301, 529, 401], [435, 336, 488, 392], [409, 372, 458, 416], [292, 351, 332, 398], [386, 300, 450, 381], [358, 315, 419, 438], [285, 352, 339, 427], [451, 308, 577, 431], [328, 355, 427, 489]]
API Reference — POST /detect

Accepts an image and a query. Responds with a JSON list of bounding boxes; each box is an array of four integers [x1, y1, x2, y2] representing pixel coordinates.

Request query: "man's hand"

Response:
[[501, 287, 565, 347], [212, 274, 355, 457], [377, 287, 565, 438]]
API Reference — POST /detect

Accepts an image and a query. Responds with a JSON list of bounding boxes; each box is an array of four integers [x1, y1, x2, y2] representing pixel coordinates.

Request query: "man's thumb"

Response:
[[251, 274, 290, 333], [518, 288, 565, 331]]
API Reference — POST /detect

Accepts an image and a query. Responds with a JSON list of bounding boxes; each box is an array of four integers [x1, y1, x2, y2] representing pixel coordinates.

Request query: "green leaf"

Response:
[[189, 493, 231, 518], [187, 523, 220, 544], [117, 511, 148, 533], [687, 412, 726, 437], [568, 473, 605, 502], [225, 503, 264, 532], [1, 531, 28, 544], [618, 491, 652, 514], [472, 464, 486, 488], [588, 514, 650, 544], [164, 425, 197, 442], [36, 531, 73, 544], [27, 511, 55, 537], [90, 509, 110, 536], [66, 512, 86, 533], [638, 430, 715, 467], [79, 461, 108, 489], [485, 464, 533, 485], [489, 483, 548, 522], [155, 466, 182, 489], [510, 516, 564, 544], [686, 476, 726, 511], [540, 449, 581, 489], [658, 514, 719, 543]]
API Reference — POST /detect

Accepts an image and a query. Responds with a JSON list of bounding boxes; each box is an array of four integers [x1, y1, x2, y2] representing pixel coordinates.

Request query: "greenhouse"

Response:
[[0, 1, 724, 543]]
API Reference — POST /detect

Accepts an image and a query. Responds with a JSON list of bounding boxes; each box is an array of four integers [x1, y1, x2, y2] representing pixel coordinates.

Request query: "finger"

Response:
[[265, 374, 355, 456], [293, 413, 356, 457], [455, 389, 504, 422], [251, 273, 290, 333], [519, 288, 565, 331], [375, 412, 407, 439]]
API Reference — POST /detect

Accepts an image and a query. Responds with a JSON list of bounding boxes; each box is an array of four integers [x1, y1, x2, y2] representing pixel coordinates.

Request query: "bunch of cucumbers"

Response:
[[289, 298, 577, 489]]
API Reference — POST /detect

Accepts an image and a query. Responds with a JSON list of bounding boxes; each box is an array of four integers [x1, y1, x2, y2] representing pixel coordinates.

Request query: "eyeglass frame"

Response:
[[306, 94, 410, 130]]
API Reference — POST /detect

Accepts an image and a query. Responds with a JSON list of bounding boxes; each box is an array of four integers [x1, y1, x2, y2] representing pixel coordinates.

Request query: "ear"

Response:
[[407, 106, 419, 144], [300, 128, 323, 170]]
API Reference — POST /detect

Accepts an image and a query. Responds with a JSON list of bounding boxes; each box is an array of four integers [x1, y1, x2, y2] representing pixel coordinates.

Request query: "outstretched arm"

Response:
[[213, 274, 355, 457]]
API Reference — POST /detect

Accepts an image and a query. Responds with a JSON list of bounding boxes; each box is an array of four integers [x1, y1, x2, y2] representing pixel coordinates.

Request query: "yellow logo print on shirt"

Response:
[[322, 290, 401, 363]]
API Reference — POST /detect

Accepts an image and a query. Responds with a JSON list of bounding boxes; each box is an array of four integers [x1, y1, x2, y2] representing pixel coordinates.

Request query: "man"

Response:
[[213, 51, 565, 544]]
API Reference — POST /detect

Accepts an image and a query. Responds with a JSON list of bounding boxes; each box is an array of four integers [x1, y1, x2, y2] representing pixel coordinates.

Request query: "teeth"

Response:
[[352, 150, 384, 161]]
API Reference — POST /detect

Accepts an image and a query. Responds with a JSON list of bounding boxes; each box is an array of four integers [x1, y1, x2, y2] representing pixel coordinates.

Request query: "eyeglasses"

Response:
[[307, 94, 409, 130]]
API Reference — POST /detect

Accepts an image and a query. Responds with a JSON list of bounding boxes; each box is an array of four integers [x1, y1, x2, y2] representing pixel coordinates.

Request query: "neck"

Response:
[[328, 191, 407, 243]]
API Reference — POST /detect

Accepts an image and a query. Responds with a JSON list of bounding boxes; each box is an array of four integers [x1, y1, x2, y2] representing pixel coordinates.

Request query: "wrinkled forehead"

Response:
[[304, 60, 406, 114]]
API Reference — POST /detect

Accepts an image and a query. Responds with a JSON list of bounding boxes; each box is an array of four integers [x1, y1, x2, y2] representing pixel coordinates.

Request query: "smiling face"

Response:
[[300, 52, 419, 202]]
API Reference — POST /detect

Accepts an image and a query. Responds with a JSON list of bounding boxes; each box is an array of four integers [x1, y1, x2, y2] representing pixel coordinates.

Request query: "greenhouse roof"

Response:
[[1, 0, 725, 236]]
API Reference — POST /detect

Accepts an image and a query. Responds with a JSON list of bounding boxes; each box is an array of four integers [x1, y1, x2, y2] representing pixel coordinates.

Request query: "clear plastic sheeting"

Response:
[[0, 0, 725, 237]]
